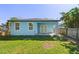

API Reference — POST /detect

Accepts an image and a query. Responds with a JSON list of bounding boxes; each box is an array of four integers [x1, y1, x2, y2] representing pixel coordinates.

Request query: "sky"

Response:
[[0, 4, 78, 24]]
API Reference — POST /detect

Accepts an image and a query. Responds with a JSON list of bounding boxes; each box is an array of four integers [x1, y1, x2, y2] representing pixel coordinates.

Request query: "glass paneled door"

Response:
[[40, 24, 47, 33]]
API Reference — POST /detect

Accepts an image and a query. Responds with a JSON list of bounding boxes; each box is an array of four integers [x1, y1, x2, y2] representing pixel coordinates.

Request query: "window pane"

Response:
[[29, 27, 33, 30], [15, 23, 19, 30], [28, 23, 33, 30], [29, 23, 33, 26]]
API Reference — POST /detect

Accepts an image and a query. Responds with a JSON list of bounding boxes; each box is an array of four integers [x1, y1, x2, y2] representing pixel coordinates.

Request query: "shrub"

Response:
[[52, 35, 60, 41]]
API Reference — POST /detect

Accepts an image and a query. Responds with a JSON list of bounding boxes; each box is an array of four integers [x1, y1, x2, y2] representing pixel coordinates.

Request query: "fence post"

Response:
[[66, 28, 68, 36], [76, 28, 78, 40]]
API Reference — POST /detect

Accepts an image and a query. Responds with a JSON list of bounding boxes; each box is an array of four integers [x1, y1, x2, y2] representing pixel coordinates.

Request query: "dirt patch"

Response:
[[43, 42, 55, 49]]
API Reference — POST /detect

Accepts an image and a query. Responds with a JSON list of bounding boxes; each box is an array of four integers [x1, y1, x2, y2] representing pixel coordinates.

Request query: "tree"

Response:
[[60, 7, 79, 39], [6, 17, 18, 35]]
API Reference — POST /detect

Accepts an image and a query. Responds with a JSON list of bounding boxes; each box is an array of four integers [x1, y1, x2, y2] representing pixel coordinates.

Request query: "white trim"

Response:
[[40, 24, 47, 33], [14, 22, 20, 31], [28, 22, 34, 31]]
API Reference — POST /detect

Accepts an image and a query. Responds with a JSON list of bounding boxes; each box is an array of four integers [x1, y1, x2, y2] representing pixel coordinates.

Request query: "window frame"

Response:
[[15, 22, 20, 31], [28, 22, 33, 31]]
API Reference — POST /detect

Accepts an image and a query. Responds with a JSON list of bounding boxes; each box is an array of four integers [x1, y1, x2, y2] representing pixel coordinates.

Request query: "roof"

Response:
[[8, 18, 60, 22]]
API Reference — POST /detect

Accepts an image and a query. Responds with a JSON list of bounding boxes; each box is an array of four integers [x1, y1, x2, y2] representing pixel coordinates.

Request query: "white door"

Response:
[[40, 24, 47, 33]]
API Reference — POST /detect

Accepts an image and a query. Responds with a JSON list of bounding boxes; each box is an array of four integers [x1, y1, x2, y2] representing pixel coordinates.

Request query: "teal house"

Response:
[[7, 18, 59, 35]]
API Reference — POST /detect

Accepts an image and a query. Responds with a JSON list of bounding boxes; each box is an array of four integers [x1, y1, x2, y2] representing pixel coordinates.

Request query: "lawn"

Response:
[[0, 38, 70, 54], [0, 37, 79, 54]]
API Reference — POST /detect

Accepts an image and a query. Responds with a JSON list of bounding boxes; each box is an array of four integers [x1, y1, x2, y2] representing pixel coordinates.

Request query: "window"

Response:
[[40, 25, 47, 33], [15, 23, 20, 30], [28, 23, 33, 30]]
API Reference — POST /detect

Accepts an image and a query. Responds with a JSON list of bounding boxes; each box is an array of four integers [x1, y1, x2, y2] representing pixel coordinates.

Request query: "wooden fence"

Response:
[[55, 28, 79, 39]]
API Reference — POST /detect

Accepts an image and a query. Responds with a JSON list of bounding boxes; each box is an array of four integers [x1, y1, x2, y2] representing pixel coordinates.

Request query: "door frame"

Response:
[[40, 24, 47, 33]]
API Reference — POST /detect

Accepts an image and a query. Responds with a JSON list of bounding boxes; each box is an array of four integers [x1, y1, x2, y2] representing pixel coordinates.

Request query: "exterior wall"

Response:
[[9, 21, 58, 35], [9, 22, 38, 35]]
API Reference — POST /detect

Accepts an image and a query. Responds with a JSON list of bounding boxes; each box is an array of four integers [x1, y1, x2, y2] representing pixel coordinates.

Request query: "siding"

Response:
[[9, 22, 58, 35]]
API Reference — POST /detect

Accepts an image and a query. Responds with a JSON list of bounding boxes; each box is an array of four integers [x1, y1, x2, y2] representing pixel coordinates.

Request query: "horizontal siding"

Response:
[[9, 22, 58, 35]]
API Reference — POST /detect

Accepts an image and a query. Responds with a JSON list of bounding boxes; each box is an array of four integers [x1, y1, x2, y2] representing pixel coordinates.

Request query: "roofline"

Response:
[[8, 19, 60, 22]]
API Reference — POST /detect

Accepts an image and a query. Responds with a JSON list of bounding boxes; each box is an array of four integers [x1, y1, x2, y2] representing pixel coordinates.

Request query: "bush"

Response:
[[61, 42, 79, 54], [52, 35, 60, 41], [0, 35, 53, 41]]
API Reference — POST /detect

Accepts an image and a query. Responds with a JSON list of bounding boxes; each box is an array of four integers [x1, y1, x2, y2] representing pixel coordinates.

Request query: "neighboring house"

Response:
[[7, 18, 59, 35], [0, 25, 2, 35], [0, 24, 7, 36]]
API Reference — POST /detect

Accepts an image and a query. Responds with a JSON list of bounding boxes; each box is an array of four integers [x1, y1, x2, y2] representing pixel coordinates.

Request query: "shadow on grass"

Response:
[[61, 42, 79, 54], [0, 35, 67, 41]]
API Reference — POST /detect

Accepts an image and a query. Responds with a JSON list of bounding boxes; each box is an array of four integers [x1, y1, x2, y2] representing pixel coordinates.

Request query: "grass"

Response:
[[0, 36, 71, 54], [2, 35, 79, 54], [0, 40, 70, 54]]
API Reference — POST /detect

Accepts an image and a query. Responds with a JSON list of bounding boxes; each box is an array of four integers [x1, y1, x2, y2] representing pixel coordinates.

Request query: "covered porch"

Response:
[[37, 22, 56, 35]]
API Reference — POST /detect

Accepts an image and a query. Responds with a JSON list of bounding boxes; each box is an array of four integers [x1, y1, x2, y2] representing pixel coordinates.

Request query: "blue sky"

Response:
[[0, 4, 78, 24]]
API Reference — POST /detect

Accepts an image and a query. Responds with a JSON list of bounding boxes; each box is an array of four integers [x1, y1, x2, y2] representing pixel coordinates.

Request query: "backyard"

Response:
[[0, 36, 78, 54]]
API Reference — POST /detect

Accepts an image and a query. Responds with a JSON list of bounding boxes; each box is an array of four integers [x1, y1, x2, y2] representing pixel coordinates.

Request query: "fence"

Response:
[[56, 28, 79, 39]]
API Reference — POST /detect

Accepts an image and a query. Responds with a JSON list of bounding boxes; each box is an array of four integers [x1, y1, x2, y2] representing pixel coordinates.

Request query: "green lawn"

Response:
[[0, 39, 70, 54]]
